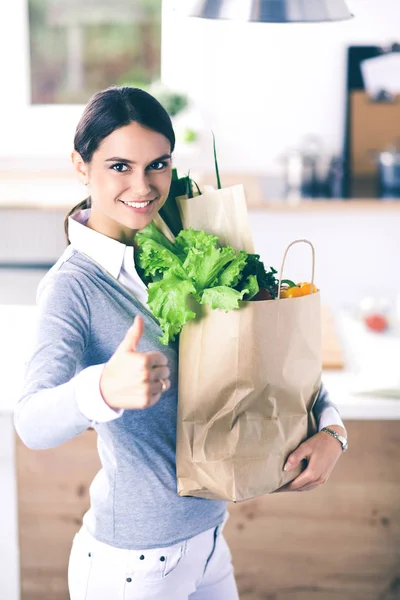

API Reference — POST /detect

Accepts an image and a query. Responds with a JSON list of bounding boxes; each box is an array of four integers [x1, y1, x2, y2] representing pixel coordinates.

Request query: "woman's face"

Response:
[[72, 121, 173, 245]]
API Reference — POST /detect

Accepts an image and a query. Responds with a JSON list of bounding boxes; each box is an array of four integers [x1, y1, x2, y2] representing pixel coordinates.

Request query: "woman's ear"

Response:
[[71, 150, 89, 185]]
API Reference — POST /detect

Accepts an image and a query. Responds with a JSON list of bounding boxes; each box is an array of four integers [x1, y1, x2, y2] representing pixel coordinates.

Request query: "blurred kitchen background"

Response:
[[1, 0, 400, 310], [1, 1, 400, 600]]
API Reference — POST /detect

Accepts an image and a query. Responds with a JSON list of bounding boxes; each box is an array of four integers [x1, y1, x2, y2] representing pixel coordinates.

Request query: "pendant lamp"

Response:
[[185, 0, 353, 23]]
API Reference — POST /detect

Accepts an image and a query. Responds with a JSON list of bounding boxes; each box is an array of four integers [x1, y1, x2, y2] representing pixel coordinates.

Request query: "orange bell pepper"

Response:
[[280, 281, 318, 299], [280, 286, 303, 298], [297, 282, 318, 295]]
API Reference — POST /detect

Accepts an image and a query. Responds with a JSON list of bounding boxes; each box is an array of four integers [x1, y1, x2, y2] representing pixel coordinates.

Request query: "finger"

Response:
[[147, 351, 169, 368], [271, 479, 315, 493], [273, 467, 320, 493], [286, 466, 318, 490], [147, 392, 162, 408], [284, 445, 311, 472], [150, 378, 171, 396], [119, 316, 144, 353], [148, 366, 170, 383], [275, 478, 316, 493], [293, 482, 319, 492]]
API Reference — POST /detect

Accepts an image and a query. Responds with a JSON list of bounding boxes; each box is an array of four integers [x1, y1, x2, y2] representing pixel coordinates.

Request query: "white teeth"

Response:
[[121, 200, 151, 208]]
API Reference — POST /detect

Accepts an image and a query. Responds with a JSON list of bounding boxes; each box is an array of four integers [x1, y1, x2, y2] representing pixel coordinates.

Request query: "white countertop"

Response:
[[1, 304, 400, 419]]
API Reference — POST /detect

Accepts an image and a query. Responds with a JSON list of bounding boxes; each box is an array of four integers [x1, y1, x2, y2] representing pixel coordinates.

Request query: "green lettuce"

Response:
[[135, 238, 186, 279], [134, 224, 278, 345], [183, 245, 237, 292], [200, 286, 249, 310], [240, 274, 260, 300], [216, 250, 248, 288], [147, 273, 197, 346], [175, 227, 220, 257], [135, 221, 177, 255]]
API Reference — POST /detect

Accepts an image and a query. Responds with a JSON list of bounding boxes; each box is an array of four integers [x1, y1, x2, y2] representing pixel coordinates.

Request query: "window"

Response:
[[28, 0, 162, 104]]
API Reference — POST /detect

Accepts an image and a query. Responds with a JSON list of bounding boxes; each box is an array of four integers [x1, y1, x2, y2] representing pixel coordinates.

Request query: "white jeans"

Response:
[[68, 512, 239, 600]]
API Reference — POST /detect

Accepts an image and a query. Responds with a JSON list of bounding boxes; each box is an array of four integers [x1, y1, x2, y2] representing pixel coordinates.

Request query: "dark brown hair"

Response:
[[64, 86, 175, 244]]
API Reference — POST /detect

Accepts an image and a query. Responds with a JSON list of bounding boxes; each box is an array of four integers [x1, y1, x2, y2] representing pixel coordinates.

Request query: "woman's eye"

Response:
[[111, 163, 129, 172], [148, 161, 168, 171]]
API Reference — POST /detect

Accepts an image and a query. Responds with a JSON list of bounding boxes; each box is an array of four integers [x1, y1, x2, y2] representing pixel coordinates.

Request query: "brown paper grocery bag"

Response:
[[176, 184, 255, 253], [176, 240, 321, 502]]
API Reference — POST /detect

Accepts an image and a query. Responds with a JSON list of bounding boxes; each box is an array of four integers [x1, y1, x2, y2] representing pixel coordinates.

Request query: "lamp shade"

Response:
[[186, 0, 353, 22]]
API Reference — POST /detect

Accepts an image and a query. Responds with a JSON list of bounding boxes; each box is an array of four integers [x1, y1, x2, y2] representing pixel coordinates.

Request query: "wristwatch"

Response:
[[321, 427, 348, 452]]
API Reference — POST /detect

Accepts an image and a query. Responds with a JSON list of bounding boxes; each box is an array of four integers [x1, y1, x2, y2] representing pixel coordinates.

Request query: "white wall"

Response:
[[162, 0, 400, 173], [248, 208, 398, 313], [1, 0, 400, 174]]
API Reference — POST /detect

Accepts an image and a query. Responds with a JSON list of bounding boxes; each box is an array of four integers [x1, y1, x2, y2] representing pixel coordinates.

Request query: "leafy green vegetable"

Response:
[[183, 245, 237, 292], [136, 221, 177, 256], [240, 274, 259, 300], [174, 228, 220, 257], [157, 168, 183, 237], [212, 131, 222, 190], [235, 254, 278, 299], [135, 225, 278, 345], [216, 250, 248, 288], [147, 273, 197, 346], [135, 238, 186, 279], [200, 286, 249, 311], [158, 168, 202, 236]]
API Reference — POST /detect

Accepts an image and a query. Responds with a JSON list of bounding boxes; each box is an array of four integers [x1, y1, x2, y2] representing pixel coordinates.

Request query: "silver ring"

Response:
[[159, 378, 167, 392]]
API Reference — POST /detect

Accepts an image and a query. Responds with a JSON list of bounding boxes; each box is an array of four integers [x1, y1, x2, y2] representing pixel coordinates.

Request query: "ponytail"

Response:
[[64, 196, 91, 245]]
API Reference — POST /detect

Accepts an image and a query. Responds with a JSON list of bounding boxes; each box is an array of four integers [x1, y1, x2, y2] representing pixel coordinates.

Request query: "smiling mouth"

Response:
[[119, 199, 156, 208]]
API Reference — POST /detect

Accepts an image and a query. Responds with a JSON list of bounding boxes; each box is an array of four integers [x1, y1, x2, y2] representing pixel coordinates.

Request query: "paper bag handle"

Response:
[[277, 239, 316, 300]]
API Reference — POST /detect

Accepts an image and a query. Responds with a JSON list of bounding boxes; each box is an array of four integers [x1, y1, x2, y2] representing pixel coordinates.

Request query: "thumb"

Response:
[[284, 443, 310, 471], [119, 316, 144, 353]]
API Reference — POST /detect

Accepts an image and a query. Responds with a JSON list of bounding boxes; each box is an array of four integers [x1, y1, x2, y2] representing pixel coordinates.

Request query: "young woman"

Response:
[[14, 86, 347, 600]]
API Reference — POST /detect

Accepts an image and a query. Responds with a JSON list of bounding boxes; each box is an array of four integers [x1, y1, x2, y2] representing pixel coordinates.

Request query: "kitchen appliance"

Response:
[[376, 142, 400, 198], [282, 136, 327, 201], [185, 0, 353, 23]]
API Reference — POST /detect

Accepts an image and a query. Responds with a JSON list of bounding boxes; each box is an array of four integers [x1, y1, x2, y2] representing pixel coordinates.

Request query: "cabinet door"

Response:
[[16, 429, 100, 600], [16, 422, 400, 600]]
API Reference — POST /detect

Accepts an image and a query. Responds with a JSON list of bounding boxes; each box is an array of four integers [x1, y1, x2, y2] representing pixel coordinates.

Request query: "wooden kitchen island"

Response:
[[14, 419, 400, 600]]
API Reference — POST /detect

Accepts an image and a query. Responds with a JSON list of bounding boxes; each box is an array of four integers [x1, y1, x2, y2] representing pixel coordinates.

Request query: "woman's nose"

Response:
[[130, 171, 152, 198]]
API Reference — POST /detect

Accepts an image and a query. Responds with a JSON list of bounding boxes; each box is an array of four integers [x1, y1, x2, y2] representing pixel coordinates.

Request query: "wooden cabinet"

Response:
[[16, 421, 400, 600]]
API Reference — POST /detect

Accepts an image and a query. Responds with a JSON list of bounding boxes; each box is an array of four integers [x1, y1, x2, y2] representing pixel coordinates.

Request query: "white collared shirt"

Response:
[[68, 208, 149, 310]]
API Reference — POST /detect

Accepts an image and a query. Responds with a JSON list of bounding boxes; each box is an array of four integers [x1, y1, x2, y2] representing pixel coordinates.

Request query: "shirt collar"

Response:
[[68, 208, 134, 279]]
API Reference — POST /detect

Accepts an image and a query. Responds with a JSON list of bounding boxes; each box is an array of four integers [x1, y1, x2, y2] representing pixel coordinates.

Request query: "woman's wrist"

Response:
[[323, 424, 347, 438]]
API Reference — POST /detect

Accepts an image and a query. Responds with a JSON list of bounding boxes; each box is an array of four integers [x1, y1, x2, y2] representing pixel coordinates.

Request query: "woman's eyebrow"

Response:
[[105, 154, 172, 164]]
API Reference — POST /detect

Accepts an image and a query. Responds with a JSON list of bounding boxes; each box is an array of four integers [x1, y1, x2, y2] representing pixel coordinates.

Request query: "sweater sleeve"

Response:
[[312, 380, 346, 432], [14, 270, 118, 450]]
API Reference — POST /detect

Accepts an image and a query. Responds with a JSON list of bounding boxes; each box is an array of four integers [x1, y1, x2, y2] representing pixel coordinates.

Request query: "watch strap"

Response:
[[321, 427, 348, 452]]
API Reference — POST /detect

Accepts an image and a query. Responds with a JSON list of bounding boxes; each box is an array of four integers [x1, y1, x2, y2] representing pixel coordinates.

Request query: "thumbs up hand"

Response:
[[99, 316, 171, 410]]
